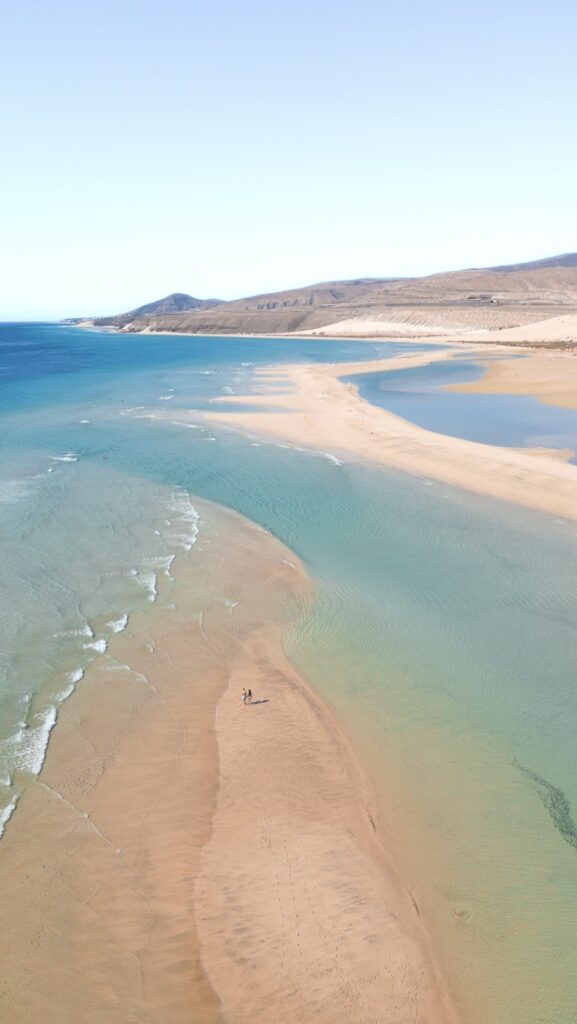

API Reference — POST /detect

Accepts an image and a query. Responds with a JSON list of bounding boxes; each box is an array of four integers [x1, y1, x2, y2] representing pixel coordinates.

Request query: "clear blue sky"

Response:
[[2, 0, 576, 318]]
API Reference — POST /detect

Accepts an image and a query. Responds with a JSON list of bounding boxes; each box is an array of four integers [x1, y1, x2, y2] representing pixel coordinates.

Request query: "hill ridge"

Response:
[[77, 251, 577, 341]]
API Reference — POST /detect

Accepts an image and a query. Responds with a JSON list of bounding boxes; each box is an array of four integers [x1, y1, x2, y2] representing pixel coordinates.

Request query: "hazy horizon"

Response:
[[3, 0, 577, 319]]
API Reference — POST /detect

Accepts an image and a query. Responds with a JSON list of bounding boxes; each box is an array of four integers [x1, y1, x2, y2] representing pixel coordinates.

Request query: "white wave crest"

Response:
[[84, 638, 108, 654], [106, 613, 129, 633], [0, 796, 19, 839], [0, 706, 58, 778], [135, 571, 158, 602], [55, 683, 74, 702], [50, 452, 79, 463], [169, 492, 200, 551], [319, 451, 343, 466]]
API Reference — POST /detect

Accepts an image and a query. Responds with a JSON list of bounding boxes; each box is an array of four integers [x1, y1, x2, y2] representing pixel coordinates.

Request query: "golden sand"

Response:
[[448, 347, 577, 411], [196, 625, 455, 1024], [0, 498, 455, 1023]]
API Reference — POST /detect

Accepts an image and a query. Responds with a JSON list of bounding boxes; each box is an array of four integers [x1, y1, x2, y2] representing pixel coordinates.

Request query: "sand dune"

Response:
[[454, 312, 577, 346], [300, 309, 577, 341]]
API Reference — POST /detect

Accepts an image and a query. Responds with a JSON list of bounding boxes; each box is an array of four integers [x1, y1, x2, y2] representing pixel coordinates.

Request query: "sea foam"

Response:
[[0, 796, 19, 839], [106, 613, 129, 633], [50, 452, 79, 463], [0, 706, 58, 777], [84, 637, 108, 654], [135, 571, 158, 602], [169, 491, 200, 551]]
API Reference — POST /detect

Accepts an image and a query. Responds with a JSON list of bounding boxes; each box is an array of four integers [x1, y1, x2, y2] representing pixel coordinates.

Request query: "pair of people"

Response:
[[241, 687, 253, 705]]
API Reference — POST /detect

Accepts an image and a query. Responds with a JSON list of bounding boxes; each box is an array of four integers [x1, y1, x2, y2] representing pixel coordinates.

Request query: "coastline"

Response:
[[194, 345, 577, 521], [0, 497, 456, 1023], [447, 348, 577, 411]]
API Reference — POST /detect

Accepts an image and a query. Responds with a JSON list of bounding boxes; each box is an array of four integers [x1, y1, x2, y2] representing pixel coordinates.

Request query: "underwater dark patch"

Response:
[[515, 761, 577, 851]]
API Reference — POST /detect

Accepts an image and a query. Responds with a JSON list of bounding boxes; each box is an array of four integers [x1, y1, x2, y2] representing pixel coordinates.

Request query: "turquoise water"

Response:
[[347, 357, 577, 461], [2, 324, 577, 1021], [0, 324, 430, 822]]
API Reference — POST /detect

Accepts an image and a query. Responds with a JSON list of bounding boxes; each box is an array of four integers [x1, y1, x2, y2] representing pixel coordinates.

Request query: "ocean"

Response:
[[1, 323, 577, 1022]]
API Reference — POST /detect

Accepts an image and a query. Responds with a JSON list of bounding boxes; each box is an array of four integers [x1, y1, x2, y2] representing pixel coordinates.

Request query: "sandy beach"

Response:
[[448, 347, 577, 411], [0, 498, 455, 1024], [195, 343, 577, 521]]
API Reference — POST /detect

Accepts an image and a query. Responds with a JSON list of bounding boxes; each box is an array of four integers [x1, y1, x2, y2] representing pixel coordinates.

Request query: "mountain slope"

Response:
[[81, 253, 577, 338], [90, 292, 222, 327], [489, 253, 577, 273], [124, 292, 222, 316]]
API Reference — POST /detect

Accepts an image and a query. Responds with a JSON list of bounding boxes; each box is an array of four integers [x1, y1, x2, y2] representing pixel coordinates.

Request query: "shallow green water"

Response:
[[1, 324, 577, 1021]]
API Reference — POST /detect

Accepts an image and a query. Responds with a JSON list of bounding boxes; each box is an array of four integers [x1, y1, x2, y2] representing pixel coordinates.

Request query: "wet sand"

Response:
[[0, 498, 455, 1023], [197, 345, 577, 521], [448, 347, 577, 411]]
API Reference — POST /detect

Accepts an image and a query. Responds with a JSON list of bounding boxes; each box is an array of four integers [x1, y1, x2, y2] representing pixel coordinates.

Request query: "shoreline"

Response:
[[193, 344, 577, 521], [0, 497, 456, 1023], [447, 347, 577, 411]]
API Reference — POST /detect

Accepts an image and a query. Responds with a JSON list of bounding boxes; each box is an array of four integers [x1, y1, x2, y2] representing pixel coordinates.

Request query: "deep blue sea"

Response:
[[2, 323, 577, 1023]]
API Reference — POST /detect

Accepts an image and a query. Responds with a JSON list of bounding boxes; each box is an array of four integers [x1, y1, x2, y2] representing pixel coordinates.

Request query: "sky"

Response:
[[2, 0, 577, 318]]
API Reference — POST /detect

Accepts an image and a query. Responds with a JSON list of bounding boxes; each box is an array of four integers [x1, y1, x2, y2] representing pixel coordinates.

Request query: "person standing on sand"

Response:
[[241, 688, 247, 704], [247, 688, 252, 704]]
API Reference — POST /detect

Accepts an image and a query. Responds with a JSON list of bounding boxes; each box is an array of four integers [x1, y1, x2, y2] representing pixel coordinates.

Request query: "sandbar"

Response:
[[195, 344, 577, 521], [448, 347, 577, 411], [0, 497, 455, 1023]]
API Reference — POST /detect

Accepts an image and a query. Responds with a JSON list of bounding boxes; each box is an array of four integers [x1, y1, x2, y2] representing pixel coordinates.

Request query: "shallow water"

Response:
[[0, 324, 430, 814], [1, 324, 577, 1022], [347, 357, 577, 461]]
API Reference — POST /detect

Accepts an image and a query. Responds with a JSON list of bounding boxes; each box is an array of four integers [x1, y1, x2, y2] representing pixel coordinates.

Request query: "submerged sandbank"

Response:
[[0, 496, 454, 1024]]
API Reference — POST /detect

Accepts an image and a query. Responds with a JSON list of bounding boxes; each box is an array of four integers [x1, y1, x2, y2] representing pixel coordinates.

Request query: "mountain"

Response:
[[489, 253, 577, 273], [86, 292, 222, 328], [122, 292, 222, 317], [78, 254, 577, 339], [212, 278, 400, 313]]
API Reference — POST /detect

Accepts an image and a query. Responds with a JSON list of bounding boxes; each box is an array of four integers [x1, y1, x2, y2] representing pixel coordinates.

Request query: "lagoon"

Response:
[[347, 356, 577, 461]]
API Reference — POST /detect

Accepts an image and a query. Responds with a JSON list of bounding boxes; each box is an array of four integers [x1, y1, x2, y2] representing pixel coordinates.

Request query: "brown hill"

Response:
[[94, 292, 222, 327], [85, 254, 577, 338], [489, 252, 577, 272]]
